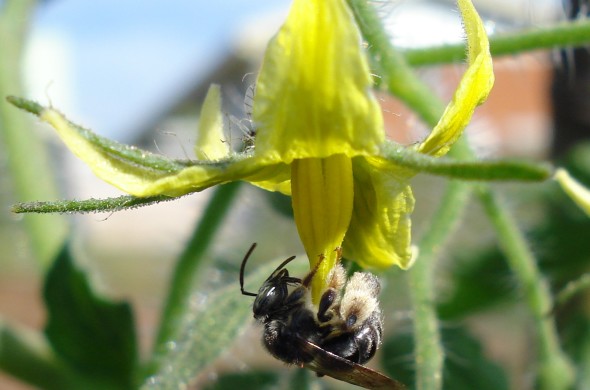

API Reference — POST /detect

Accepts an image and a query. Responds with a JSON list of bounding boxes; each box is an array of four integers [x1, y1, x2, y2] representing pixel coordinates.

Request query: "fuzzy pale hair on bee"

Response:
[[339, 271, 382, 329], [317, 262, 382, 331]]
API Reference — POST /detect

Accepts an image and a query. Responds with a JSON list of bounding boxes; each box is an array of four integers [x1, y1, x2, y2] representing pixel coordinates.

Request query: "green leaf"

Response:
[[437, 250, 515, 320], [0, 320, 85, 390], [440, 327, 509, 390], [562, 315, 590, 389], [142, 257, 308, 389], [288, 368, 313, 390], [382, 326, 509, 390], [43, 244, 138, 389]]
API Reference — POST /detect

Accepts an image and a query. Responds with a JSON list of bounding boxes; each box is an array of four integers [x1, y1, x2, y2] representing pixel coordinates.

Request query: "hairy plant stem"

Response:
[[148, 182, 241, 376], [0, 0, 67, 266], [349, 1, 575, 389], [347, 0, 444, 123], [407, 179, 472, 390], [404, 19, 590, 66], [477, 188, 574, 390]]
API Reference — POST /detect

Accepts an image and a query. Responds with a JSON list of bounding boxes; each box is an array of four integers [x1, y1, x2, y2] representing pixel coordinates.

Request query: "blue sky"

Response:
[[24, 0, 289, 140]]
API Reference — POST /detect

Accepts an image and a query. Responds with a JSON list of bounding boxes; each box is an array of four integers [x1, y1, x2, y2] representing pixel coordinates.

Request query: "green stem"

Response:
[[404, 19, 590, 66], [347, 0, 445, 125], [554, 273, 590, 310], [477, 187, 574, 390], [0, 0, 67, 266], [408, 180, 472, 390], [148, 182, 242, 375]]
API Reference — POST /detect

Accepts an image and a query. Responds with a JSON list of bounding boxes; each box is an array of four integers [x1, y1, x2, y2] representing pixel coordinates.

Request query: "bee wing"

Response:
[[301, 340, 406, 390]]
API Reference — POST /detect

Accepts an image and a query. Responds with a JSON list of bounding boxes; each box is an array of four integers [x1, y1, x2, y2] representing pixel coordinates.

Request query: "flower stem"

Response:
[[408, 180, 472, 390], [0, 0, 67, 267], [347, 0, 445, 125], [404, 19, 590, 66], [554, 273, 590, 309], [477, 187, 574, 390], [149, 182, 242, 372]]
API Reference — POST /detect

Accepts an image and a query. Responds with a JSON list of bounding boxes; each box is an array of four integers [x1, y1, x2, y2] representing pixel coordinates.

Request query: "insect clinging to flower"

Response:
[[240, 243, 405, 389]]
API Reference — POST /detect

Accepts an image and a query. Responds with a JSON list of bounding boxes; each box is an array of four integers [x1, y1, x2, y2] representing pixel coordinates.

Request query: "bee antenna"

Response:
[[240, 243, 259, 297], [270, 254, 297, 276]]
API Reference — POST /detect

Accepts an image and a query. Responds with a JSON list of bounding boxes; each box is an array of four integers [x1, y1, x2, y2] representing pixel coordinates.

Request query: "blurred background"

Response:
[[2, 0, 589, 388]]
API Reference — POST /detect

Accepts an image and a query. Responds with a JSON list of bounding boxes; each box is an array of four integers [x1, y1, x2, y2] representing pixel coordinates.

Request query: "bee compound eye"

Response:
[[346, 314, 358, 328], [253, 285, 284, 317]]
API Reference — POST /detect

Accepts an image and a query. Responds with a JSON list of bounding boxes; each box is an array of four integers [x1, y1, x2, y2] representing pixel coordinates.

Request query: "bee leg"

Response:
[[317, 289, 337, 323], [317, 263, 347, 323]]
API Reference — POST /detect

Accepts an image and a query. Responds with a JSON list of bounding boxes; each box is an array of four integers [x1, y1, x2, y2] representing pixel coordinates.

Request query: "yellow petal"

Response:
[[555, 168, 590, 216], [195, 84, 229, 160], [417, 0, 494, 157], [291, 155, 353, 302], [343, 158, 415, 269], [250, 178, 292, 196], [253, 0, 383, 163]]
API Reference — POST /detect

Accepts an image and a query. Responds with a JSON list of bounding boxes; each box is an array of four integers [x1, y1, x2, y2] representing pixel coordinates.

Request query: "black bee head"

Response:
[[241, 244, 303, 322], [252, 273, 289, 319]]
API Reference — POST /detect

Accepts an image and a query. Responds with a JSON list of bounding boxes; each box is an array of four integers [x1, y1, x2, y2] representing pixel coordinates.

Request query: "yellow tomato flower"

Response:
[[13, 0, 493, 302]]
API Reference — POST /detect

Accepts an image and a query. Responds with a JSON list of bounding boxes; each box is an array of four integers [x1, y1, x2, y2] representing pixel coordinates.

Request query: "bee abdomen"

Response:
[[353, 311, 383, 364], [322, 310, 383, 364]]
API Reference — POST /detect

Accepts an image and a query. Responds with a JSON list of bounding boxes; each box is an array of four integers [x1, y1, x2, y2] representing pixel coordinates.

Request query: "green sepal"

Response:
[[12, 195, 178, 214], [7, 96, 289, 198], [381, 142, 553, 182], [7, 96, 184, 173]]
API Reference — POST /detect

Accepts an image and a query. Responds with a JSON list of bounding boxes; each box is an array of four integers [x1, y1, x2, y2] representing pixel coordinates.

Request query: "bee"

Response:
[[240, 243, 406, 389]]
